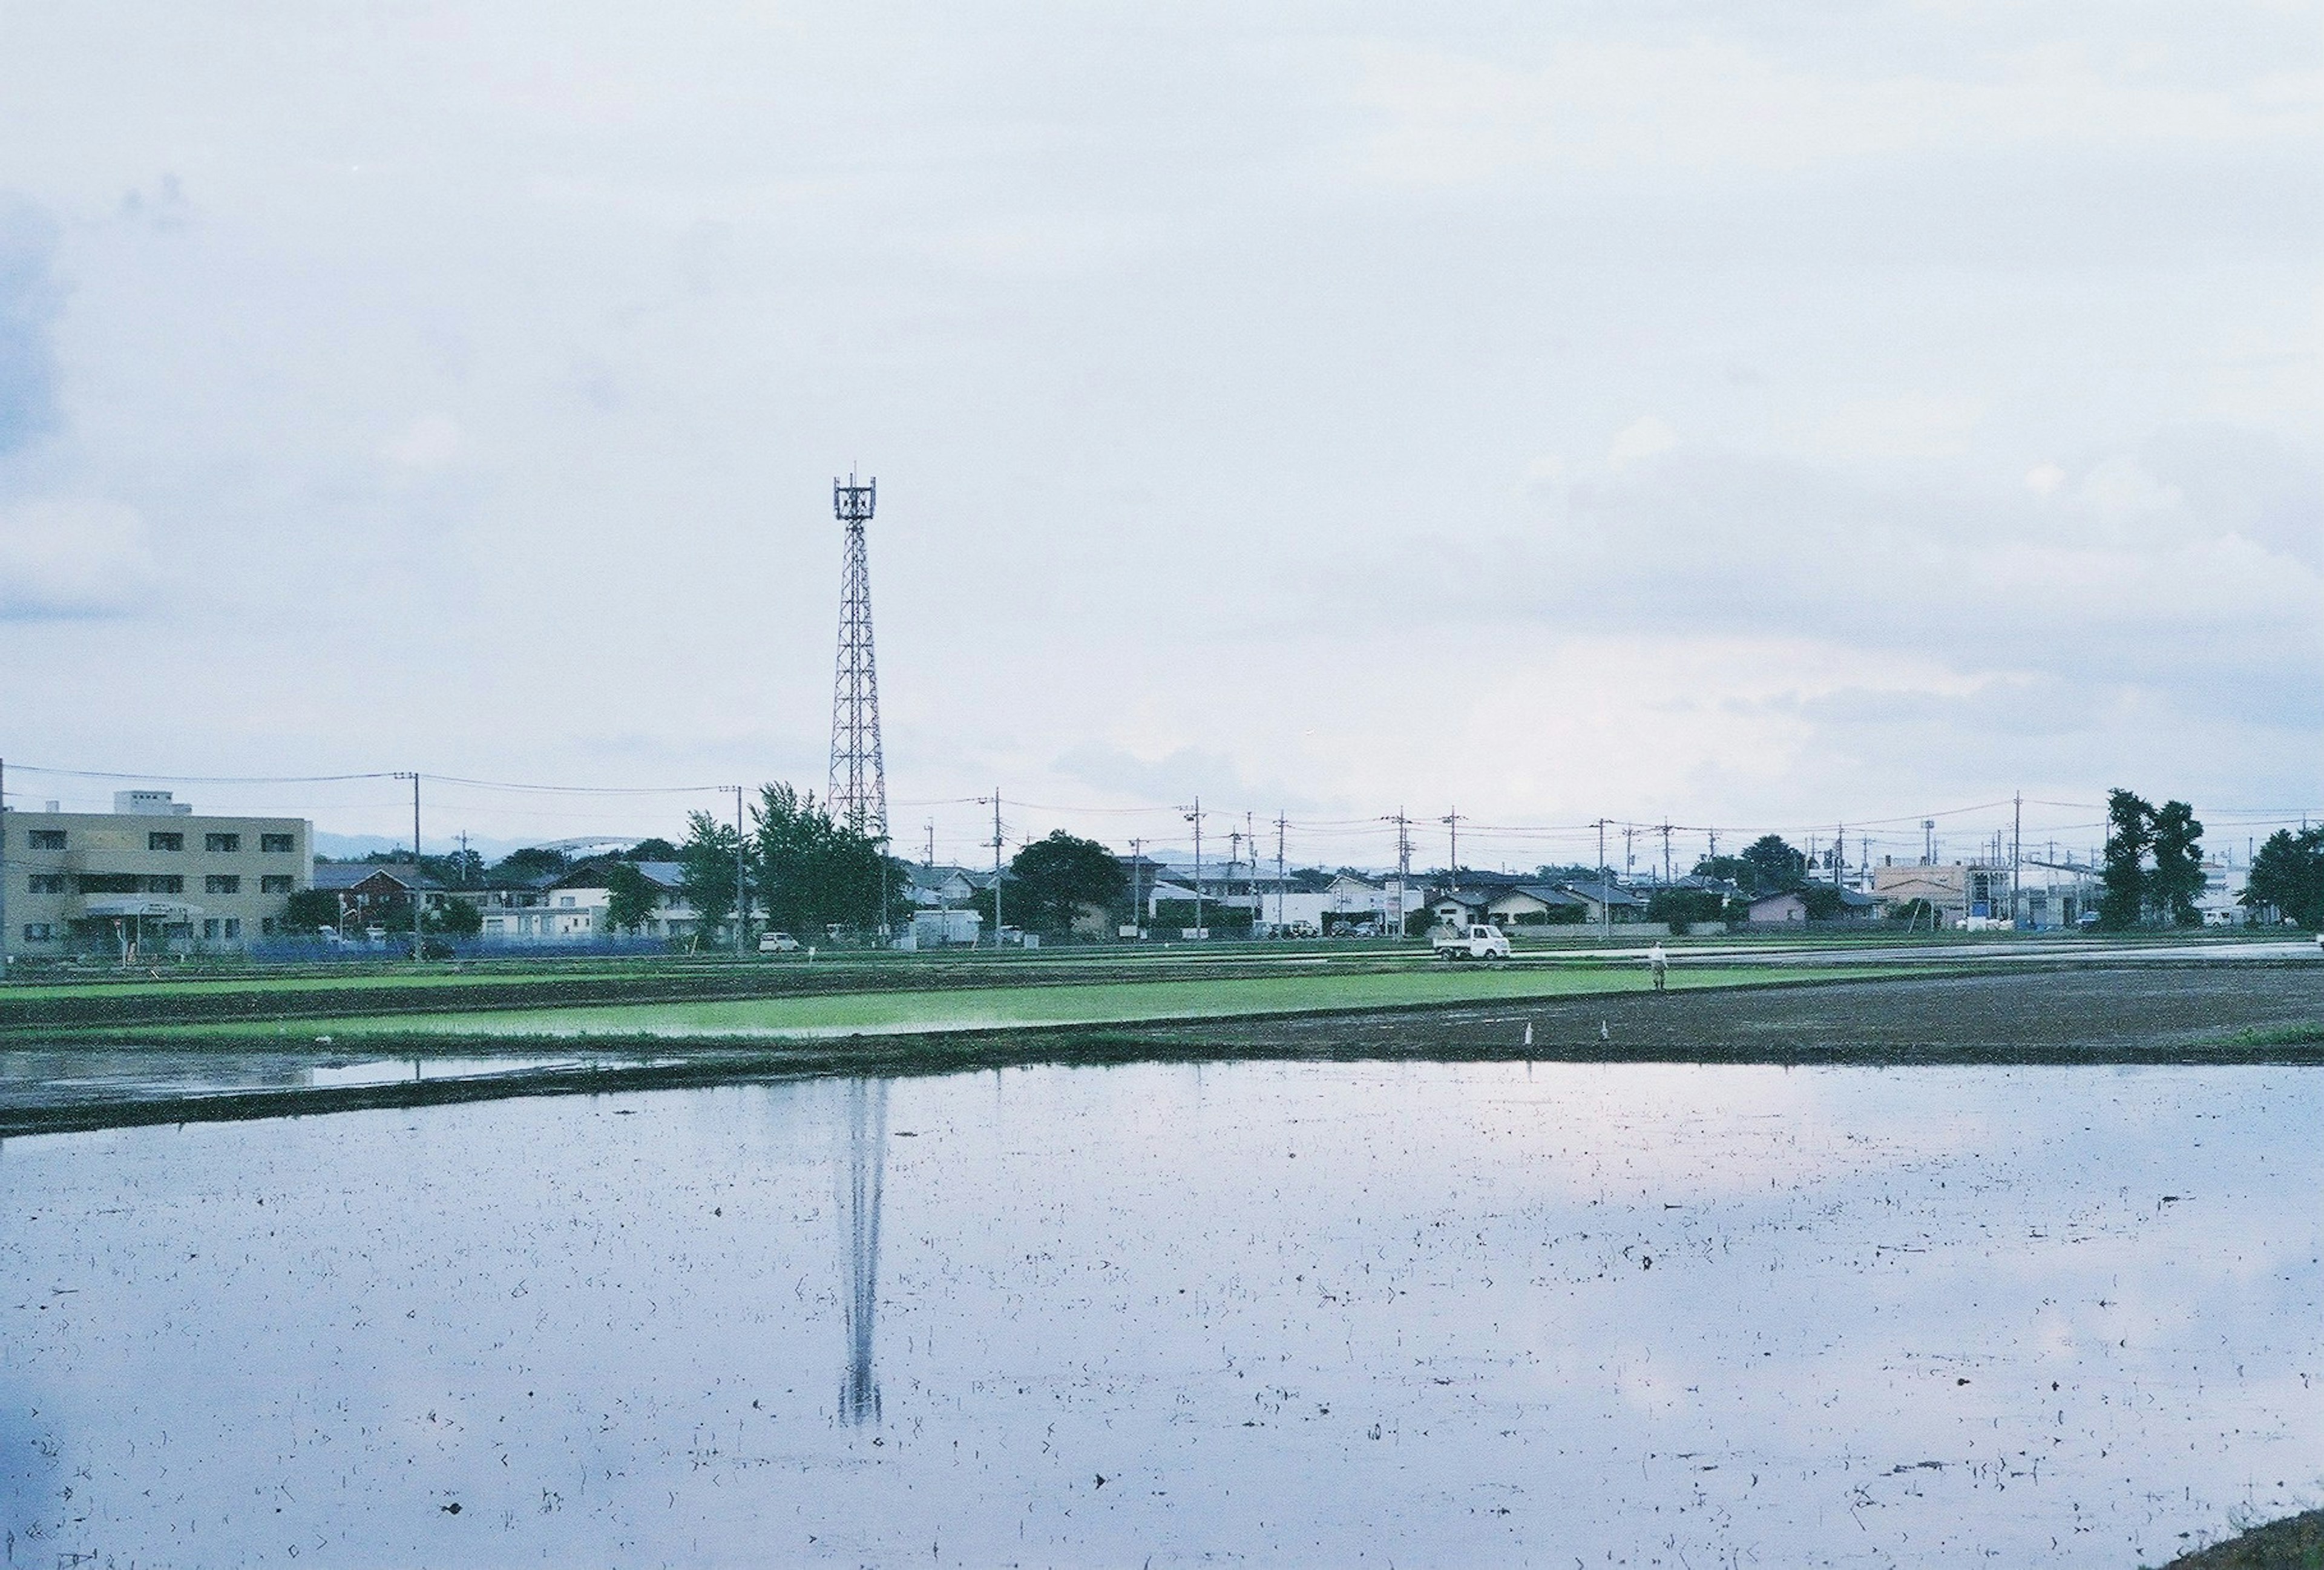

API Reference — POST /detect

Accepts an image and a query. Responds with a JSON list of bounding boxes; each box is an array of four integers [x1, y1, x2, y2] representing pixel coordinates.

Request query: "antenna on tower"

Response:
[[829, 471, 888, 840]]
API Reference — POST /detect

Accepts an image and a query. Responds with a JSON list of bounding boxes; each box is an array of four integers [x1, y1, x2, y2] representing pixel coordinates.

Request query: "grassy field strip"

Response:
[[0, 936, 2042, 1000], [160, 965, 1877, 1042]]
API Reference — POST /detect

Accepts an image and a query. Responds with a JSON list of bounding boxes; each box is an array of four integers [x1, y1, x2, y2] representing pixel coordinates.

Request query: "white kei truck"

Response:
[[1431, 922, 1512, 961]]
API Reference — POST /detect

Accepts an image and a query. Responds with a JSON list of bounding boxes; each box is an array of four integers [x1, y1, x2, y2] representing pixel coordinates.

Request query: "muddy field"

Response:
[[1146, 962, 2324, 1063]]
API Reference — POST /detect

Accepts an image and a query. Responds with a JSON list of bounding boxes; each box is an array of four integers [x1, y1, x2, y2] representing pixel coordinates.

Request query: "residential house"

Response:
[[525, 860, 698, 942], [904, 864, 980, 910], [1746, 888, 1878, 924], [310, 862, 450, 935], [1557, 879, 1646, 924], [1486, 884, 1593, 928]]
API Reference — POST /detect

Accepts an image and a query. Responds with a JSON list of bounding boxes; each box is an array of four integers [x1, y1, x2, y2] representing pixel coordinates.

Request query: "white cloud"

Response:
[[2024, 464, 2066, 496], [1812, 393, 1984, 459], [0, 499, 157, 619], [1606, 416, 1676, 470], [1351, 32, 2323, 185], [384, 414, 462, 470], [2072, 455, 2184, 520]]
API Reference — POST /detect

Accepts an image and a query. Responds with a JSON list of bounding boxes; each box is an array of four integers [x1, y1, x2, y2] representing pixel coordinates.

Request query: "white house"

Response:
[[481, 861, 699, 943]]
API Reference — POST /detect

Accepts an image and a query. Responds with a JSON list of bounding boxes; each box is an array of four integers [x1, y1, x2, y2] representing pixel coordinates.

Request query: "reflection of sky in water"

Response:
[[2, 1064, 2319, 1565]]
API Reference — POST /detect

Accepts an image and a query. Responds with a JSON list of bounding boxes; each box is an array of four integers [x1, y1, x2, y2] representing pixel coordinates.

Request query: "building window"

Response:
[[27, 829, 66, 850], [205, 832, 242, 853], [223, 918, 241, 939], [149, 831, 185, 852], [22, 923, 54, 942], [260, 874, 295, 894], [202, 919, 221, 939], [206, 875, 241, 895], [261, 833, 294, 853], [559, 896, 576, 908], [146, 875, 185, 895], [28, 874, 67, 895]]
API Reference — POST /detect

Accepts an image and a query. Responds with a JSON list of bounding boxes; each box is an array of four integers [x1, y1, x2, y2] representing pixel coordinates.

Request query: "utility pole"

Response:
[[986, 790, 1005, 944], [1180, 797, 1205, 938], [1657, 823, 1675, 885], [1594, 818, 1612, 941], [734, 785, 748, 957], [1382, 807, 1413, 938], [1622, 824, 1636, 881], [1246, 810, 1258, 925], [398, 770, 422, 963], [1274, 812, 1288, 931], [927, 819, 944, 944], [1923, 819, 1936, 866], [457, 830, 472, 887], [1128, 837, 1144, 932], [1440, 808, 1464, 887], [2012, 792, 2023, 928]]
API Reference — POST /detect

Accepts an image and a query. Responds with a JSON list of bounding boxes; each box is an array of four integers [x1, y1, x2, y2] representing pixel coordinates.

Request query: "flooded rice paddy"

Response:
[[4, 1061, 2319, 1566], [0, 1047, 659, 1115]]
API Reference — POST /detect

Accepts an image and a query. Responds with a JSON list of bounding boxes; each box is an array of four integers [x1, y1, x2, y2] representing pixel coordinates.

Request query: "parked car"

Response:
[[1432, 923, 1512, 961], [758, 931, 801, 953]]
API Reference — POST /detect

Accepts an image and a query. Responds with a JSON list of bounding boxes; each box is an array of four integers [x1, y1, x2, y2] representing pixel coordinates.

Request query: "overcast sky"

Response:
[[1, 2, 2317, 869]]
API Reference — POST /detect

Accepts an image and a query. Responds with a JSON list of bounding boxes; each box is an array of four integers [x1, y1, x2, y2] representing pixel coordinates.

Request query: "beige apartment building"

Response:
[[3, 790, 312, 960]]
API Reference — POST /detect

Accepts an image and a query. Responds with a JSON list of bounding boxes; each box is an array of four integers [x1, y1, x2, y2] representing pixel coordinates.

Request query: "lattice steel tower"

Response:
[[827, 472, 888, 838]]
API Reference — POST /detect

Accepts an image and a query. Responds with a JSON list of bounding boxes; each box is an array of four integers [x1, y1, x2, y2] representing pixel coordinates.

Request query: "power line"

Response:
[[7, 764, 396, 784]]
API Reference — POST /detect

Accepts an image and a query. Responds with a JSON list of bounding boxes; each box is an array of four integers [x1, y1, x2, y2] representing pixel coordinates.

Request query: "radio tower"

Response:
[[828, 471, 887, 838]]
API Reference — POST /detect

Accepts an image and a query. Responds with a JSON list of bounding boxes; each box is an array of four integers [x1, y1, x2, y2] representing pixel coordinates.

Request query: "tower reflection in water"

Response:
[[838, 1077, 888, 1427]]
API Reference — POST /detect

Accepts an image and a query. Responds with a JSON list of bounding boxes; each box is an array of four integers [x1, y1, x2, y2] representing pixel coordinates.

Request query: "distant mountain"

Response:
[[312, 831, 641, 862]]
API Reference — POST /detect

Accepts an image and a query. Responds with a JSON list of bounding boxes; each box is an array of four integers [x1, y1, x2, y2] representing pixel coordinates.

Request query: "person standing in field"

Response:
[[1648, 941, 1669, 991]]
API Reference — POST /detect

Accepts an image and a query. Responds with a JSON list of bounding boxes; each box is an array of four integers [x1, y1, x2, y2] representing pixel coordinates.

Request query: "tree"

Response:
[[430, 896, 483, 939], [1738, 835, 1808, 896], [623, 837, 680, 862], [2099, 789, 2155, 930], [1646, 887, 1725, 931], [602, 862, 660, 935], [752, 783, 900, 939], [1796, 885, 1850, 921], [490, 846, 571, 884], [2245, 827, 2324, 928], [423, 848, 484, 887], [1008, 831, 1126, 936], [677, 810, 742, 942], [2148, 800, 2205, 927], [282, 887, 342, 933]]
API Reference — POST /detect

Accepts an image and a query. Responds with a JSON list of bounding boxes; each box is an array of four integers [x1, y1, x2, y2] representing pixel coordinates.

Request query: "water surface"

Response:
[[4, 1062, 2318, 1566]]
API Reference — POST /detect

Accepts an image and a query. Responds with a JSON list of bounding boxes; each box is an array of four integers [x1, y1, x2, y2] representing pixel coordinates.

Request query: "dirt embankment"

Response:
[[2158, 1508, 2324, 1568]]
